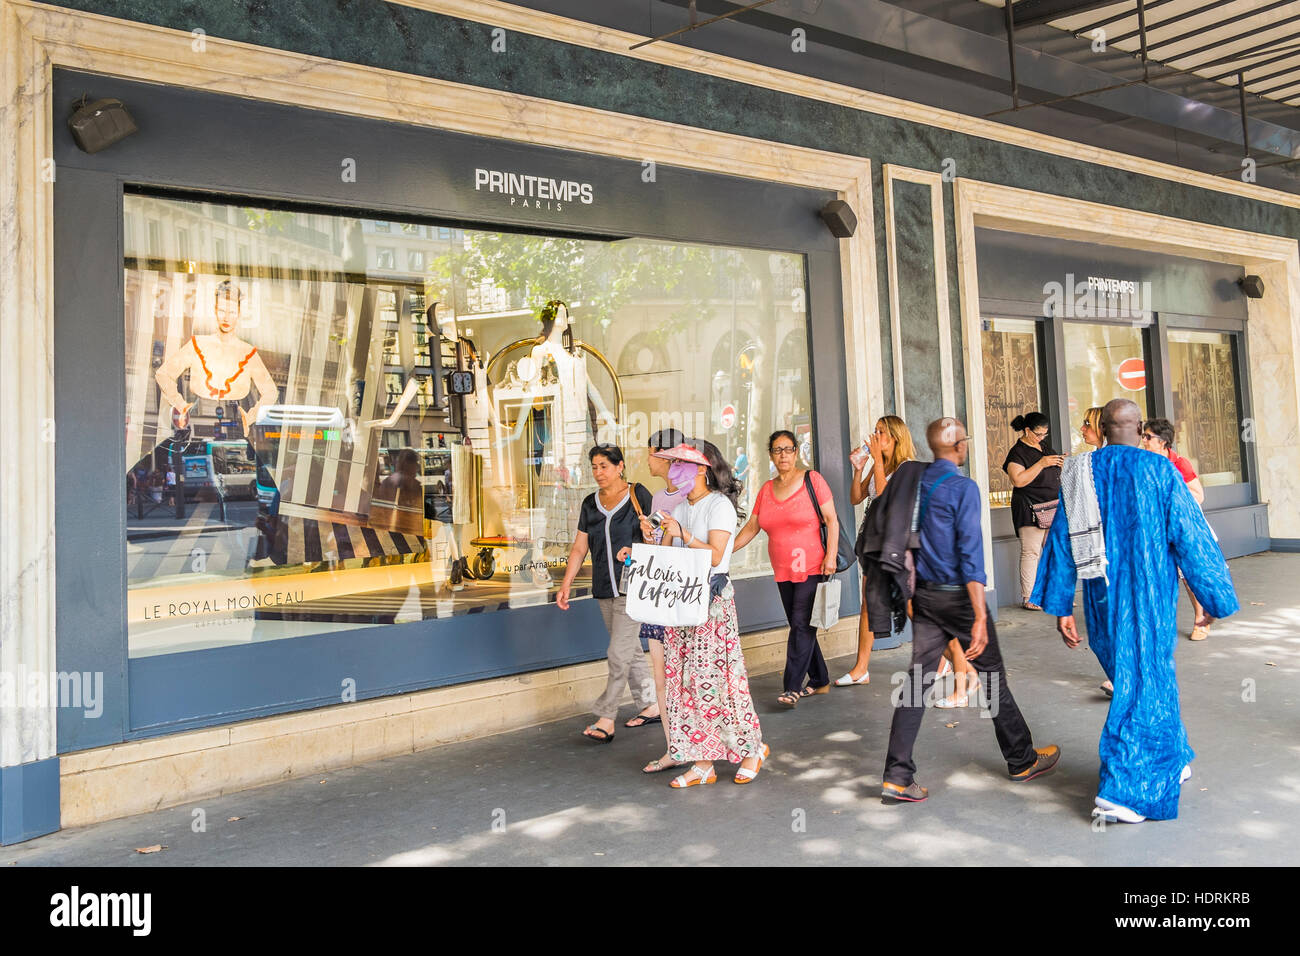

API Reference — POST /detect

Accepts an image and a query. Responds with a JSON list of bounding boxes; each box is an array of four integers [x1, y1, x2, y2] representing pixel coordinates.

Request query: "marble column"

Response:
[[0, 0, 60, 843]]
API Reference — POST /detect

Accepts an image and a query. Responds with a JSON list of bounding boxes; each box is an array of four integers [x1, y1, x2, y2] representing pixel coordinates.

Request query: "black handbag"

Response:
[[804, 471, 856, 574]]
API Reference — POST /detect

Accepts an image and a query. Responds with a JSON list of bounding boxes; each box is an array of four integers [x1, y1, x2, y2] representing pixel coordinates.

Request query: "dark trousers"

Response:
[[883, 587, 1037, 786], [777, 578, 828, 693]]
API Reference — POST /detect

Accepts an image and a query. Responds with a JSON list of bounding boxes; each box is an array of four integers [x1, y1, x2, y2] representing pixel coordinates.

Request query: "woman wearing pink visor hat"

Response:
[[638, 441, 769, 788]]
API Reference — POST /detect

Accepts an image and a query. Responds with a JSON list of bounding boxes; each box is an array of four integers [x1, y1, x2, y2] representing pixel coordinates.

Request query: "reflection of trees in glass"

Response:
[[429, 233, 722, 340]]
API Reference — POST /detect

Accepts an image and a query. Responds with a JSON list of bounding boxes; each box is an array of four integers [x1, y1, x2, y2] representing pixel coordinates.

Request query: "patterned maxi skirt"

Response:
[[663, 582, 764, 764]]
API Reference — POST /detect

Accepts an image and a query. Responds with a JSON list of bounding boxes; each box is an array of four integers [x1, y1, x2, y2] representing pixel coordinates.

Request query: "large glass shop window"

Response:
[[123, 195, 813, 657]]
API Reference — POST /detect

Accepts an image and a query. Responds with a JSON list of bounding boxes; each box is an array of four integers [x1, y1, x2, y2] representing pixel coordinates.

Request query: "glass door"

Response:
[[1061, 320, 1151, 455]]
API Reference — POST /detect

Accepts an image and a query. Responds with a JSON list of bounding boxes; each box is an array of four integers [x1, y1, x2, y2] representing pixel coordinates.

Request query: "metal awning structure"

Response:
[[998, 0, 1300, 107], [508, 0, 1300, 192]]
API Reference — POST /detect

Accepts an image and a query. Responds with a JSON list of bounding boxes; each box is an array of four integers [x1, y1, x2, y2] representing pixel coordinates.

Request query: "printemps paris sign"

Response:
[[474, 167, 594, 213]]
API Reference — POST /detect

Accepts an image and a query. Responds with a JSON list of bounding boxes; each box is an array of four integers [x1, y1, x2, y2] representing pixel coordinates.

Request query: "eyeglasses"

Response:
[[954, 437, 973, 446], [1030, 428, 1050, 439], [770, 445, 797, 456]]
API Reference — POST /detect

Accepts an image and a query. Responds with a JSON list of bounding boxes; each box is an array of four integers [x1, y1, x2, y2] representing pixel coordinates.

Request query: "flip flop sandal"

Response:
[[642, 757, 683, 774], [582, 725, 615, 743], [625, 713, 662, 728]]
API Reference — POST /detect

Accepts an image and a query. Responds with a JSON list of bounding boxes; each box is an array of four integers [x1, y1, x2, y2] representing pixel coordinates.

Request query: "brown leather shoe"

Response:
[[1010, 744, 1061, 782]]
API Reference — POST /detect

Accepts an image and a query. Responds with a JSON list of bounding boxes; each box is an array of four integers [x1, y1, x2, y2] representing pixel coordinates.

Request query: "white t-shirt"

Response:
[[672, 492, 737, 578]]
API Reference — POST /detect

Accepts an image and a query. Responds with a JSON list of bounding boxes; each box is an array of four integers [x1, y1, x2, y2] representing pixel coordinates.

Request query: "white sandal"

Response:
[[833, 671, 870, 686], [669, 764, 716, 789], [733, 744, 771, 785]]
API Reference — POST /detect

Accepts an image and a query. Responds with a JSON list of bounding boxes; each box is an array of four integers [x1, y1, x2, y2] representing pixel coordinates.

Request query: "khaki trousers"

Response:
[[1018, 524, 1048, 603], [592, 596, 656, 720]]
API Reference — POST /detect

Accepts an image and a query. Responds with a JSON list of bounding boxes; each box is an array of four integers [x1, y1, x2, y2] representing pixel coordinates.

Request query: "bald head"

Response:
[[926, 417, 969, 466], [1102, 398, 1143, 447]]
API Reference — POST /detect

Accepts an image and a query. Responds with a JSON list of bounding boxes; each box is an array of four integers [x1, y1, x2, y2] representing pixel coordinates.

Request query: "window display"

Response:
[[981, 317, 1043, 509], [123, 195, 814, 657], [1167, 329, 1244, 487]]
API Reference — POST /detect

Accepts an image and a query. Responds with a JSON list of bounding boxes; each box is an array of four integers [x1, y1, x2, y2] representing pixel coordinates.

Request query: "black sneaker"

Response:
[[881, 781, 928, 802], [1010, 744, 1061, 782]]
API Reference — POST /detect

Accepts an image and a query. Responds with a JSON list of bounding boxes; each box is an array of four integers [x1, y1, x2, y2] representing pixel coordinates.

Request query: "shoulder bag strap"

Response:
[[627, 482, 645, 518], [804, 471, 831, 572]]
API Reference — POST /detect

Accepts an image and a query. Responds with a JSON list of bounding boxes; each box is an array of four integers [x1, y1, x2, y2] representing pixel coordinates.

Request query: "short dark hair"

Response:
[[1143, 418, 1175, 449], [648, 428, 687, 451], [588, 443, 625, 468], [1010, 411, 1049, 433], [767, 429, 797, 453]]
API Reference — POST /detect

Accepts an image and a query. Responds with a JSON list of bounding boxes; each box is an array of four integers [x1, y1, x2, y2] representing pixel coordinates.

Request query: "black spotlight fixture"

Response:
[[68, 96, 138, 154], [1238, 274, 1265, 299], [819, 199, 858, 239]]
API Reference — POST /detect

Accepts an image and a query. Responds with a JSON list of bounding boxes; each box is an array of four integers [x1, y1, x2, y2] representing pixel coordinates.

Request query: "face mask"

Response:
[[668, 460, 697, 489]]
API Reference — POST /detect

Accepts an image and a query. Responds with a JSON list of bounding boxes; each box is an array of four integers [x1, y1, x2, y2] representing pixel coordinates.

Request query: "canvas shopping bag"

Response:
[[623, 542, 712, 628], [810, 576, 842, 631]]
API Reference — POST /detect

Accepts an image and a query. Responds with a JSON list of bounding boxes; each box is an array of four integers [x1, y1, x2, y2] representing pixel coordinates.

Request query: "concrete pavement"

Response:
[[5, 552, 1297, 867]]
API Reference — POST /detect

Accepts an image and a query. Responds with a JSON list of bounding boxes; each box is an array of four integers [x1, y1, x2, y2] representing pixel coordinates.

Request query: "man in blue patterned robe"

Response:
[[1031, 399, 1238, 823]]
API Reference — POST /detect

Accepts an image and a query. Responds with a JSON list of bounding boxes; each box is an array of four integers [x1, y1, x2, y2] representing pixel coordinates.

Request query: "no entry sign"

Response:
[[1117, 357, 1146, 391], [720, 404, 737, 430]]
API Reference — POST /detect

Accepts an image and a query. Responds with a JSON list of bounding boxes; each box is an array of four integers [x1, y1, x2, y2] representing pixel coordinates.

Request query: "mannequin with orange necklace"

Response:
[[154, 280, 278, 439]]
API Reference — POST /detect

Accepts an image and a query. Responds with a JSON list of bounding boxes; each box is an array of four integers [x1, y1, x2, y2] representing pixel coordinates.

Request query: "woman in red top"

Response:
[[1142, 418, 1214, 641], [734, 430, 840, 707]]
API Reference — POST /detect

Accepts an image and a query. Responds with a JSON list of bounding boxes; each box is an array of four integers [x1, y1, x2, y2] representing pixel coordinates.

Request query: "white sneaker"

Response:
[[1093, 797, 1146, 824], [1180, 764, 1192, 784], [833, 671, 869, 686]]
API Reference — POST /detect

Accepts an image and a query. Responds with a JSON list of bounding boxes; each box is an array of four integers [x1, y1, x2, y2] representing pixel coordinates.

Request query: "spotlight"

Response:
[[68, 97, 138, 154], [819, 199, 857, 238], [1238, 274, 1265, 299]]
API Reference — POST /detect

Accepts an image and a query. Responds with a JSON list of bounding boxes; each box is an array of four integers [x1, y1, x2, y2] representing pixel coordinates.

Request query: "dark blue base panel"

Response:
[[126, 574, 818, 737], [0, 758, 61, 845]]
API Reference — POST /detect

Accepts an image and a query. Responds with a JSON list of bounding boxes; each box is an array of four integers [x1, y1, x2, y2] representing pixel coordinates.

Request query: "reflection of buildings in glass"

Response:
[[126, 200, 816, 633]]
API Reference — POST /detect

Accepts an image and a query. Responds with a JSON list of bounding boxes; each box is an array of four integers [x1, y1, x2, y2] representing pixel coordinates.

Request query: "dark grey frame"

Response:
[[52, 69, 852, 749]]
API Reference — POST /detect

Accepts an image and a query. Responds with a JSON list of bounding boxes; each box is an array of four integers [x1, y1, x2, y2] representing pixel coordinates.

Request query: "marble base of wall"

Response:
[[59, 617, 861, 828]]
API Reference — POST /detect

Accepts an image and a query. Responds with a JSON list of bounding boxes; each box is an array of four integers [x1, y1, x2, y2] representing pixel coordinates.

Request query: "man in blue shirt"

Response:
[[882, 417, 1060, 802]]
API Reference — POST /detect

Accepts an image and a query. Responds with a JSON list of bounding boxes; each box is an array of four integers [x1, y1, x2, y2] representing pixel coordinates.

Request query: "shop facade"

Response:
[[3, 0, 1300, 842], [975, 229, 1269, 596]]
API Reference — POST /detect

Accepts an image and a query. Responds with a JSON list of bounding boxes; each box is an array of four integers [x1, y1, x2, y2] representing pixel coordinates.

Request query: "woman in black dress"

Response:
[[1002, 412, 1064, 610]]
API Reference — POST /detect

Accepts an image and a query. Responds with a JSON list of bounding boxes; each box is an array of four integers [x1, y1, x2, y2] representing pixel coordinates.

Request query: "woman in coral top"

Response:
[[734, 429, 840, 707]]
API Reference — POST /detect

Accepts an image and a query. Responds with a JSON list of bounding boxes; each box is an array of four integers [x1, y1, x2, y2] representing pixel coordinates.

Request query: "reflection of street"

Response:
[[126, 500, 260, 583]]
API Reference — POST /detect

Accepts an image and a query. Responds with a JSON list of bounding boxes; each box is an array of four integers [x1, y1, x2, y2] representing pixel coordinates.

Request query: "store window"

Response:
[[980, 317, 1043, 509], [1063, 321, 1148, 454], [1168, 329, 1244, 486], [123, 195, 813, 657]]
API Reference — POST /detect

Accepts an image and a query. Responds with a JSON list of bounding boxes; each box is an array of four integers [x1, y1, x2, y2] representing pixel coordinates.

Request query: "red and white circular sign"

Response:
[[720, 404, 737, 430], [1117, 357, 1146, 391]]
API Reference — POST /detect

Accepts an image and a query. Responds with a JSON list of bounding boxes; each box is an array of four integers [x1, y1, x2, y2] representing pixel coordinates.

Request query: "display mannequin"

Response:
[[154, 280, 278, 438]]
